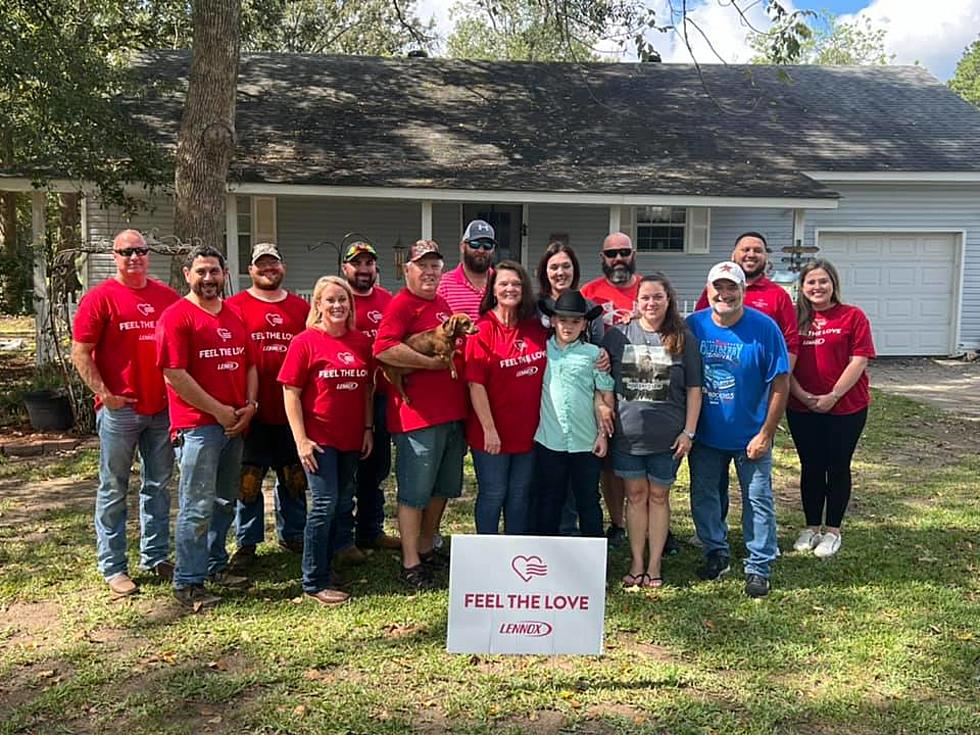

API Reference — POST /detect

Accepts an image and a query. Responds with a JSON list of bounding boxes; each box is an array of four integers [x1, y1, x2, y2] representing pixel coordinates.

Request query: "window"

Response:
[[236, 195, 277, 274], [628, 206, 710, 254]]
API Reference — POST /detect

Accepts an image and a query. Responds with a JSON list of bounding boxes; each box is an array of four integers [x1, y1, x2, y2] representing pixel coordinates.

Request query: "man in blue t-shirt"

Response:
[[686, 261, 790, 598]]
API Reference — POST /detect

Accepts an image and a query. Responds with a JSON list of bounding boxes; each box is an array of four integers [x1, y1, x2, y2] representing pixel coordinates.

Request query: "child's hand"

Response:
[[593, 432, 608, 458]]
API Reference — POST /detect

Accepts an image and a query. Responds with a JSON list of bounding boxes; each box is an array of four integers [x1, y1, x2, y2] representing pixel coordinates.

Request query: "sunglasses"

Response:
[[467, 239, 495, 251], [602, 248, 633, 259], [114, 247, 149, 257]]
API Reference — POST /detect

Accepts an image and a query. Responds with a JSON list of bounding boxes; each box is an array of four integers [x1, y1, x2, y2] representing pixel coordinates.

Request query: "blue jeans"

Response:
[[335, 401, 390, 550], [236, 421, 307, 547], [472, 448, 535, 534], [172, 425, 243, 589], [533, 443, 603, 537], [689, 443, 778, 578], [303, 448, 358, 593], [95, 406, 173, 579]]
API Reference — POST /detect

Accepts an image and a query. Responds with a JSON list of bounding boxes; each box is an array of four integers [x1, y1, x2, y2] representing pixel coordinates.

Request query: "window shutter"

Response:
[[624, 206, 636, 242], [253, 196, 277, 244], [685, 207, 710, 254]]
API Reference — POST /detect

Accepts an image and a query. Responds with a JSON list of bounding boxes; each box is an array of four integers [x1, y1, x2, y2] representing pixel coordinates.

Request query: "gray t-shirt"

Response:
[[603, 320, 702, 455]]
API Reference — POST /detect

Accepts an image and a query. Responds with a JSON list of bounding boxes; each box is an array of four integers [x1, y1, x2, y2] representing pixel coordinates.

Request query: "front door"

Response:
[[462, 204, 524, 265]]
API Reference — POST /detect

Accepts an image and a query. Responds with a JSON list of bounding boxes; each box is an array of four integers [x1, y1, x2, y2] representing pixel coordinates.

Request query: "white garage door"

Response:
[[817, 232, 959, 356]]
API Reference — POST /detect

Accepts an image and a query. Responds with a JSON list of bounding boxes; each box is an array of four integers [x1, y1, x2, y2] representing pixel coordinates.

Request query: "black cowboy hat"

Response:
[[538, 290, 604, 321]]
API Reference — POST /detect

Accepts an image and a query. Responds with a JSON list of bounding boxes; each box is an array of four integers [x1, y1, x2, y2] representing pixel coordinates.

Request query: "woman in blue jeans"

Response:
[[279, 276, 374, 606], [603, 274, 701, 588], [465, 260, 548, 534], [533, 290, 614, 536]]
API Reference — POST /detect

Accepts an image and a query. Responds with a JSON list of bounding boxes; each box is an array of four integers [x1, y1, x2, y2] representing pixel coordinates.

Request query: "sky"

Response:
[[414, 0, 980, 81]]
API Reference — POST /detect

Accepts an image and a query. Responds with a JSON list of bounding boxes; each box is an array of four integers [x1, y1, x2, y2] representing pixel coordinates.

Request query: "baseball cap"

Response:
[[707, 261, 746, 287], [343, 241, 378, 262], [250, 242, 282, 265], [408, 239, 442, 262], [462, 219, 496, 244]]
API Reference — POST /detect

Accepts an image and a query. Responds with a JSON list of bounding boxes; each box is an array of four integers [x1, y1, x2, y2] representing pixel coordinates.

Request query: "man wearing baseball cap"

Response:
[[685, 261, 790, 598], [374, 240, 469, 590], [225, 242, 311, 572], [436, 219, 496, 320], [338, 241, 401, 554]]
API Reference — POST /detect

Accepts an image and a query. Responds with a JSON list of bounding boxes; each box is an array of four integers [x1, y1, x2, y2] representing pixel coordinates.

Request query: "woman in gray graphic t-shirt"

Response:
[[602, 274, 702, 589]]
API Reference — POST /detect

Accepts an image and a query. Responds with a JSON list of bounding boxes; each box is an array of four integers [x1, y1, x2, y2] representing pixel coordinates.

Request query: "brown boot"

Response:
[[306, 588, 350, 607], [107, 573, 138, 597]]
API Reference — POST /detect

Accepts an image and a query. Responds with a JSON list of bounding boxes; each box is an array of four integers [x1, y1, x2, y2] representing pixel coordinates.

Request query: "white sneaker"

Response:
[[793, 529, 822, 552], [813, 532, 841, 558]]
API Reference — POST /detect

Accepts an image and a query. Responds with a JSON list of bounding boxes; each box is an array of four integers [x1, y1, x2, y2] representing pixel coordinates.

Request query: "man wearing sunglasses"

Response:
[[581, 232, 643, 548], [436, 219, 496, 321], [72, 229, 180, 598]]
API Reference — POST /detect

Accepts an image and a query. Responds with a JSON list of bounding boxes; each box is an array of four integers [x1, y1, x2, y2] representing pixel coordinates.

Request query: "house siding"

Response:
[[84, 194, 176, 285], [805, 184, 980, 351]]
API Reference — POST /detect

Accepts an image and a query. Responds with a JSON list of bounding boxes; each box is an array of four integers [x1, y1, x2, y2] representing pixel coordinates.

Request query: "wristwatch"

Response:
[[683, 430, 696, 440], [247, 399, 258, 410]]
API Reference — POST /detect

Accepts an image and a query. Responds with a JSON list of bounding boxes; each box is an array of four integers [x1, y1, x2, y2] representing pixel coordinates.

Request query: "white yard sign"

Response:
[[446, 535, 607, 655]]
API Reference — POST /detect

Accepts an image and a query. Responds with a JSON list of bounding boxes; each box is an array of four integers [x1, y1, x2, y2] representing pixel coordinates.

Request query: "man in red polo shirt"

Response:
[[71, 229, 179, 598], [225, 243, 311, 570], [436, 219, 495, 320], [580, 232, 642, 547], [156, 245, 259, 610], [374, 240, 469, 590], [338, 240, 400, 554]]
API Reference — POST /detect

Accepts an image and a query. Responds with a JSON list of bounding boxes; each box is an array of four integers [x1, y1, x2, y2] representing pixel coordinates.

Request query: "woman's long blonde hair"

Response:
[[307, 275, 356, 331], [796, 259, 842, 335]]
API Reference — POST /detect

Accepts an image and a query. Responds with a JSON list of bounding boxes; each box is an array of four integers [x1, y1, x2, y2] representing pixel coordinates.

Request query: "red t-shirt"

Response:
[[226, 290, 310, 425], [695, 276, 800, 354], [581, 276, 641, 330], [72, 278, 179, 415], [277, 328, 373, 452], [155, 299, 252, 433], [464, 313, 548, 454], [372, 289, 468, 433], [789, 303, 876, 415], [353, 285, 394, 396]]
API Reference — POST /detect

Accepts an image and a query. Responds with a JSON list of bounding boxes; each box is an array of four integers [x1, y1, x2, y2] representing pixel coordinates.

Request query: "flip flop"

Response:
[[622, 572, 649, 588], [642, 576, 664, 589]]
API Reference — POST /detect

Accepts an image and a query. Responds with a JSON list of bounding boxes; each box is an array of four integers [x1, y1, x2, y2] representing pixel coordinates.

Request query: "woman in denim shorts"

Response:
[[602, 274, 702, 588]]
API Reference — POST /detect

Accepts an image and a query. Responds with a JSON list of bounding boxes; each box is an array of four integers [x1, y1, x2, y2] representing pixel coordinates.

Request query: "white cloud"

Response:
[[646, 0, 777, 64], [844, 0, 980, 80]]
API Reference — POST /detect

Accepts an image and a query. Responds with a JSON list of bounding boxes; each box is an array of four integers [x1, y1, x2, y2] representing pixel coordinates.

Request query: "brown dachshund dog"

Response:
[[382, 313, 479, 405]]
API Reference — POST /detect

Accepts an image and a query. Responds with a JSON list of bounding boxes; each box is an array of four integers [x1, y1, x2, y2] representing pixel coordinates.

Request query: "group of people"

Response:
[[71, 220, 875, 609]]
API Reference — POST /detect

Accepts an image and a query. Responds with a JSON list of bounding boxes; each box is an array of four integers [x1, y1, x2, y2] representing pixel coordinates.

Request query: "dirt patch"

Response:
[[0, 659, 76, 716], [871, 357, 980, 420], [0, 600, 64, 650]]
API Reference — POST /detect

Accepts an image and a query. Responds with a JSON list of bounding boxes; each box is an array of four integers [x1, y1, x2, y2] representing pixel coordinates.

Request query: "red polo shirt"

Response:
[[435, 264, 486, 320]]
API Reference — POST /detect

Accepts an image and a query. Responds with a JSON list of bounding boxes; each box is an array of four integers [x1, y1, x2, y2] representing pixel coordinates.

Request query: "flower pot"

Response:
[[23, 390, 74, 432]]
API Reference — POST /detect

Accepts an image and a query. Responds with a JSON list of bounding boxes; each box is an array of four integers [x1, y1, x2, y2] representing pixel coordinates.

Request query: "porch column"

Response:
[[421, 200, 433, 240], [32, 190, 51, 365], [225, 193, 239, 294], [793, 208, 806, 248], [608, 205, 622, 234]]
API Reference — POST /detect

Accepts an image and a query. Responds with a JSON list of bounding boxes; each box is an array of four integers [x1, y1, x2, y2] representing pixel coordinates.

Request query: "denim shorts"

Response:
[[393, 421, 466, 509], [611, 449, 680, 487]]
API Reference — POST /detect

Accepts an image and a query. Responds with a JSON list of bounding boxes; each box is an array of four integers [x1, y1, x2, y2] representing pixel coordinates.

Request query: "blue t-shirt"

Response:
[[685, 308, 789, 451]]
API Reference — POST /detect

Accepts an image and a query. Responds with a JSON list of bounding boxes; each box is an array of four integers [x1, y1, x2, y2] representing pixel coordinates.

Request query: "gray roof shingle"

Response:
[[129, 53, 980, 200]]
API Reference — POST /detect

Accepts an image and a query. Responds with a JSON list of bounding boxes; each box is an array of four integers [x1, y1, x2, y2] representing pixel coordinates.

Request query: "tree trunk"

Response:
[[171, 0, 240, 289]]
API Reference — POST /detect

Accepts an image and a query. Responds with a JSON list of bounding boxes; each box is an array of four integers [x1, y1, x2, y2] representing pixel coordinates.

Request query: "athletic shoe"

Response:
[[813, 532, 842, 558], [792, 529, 822, 552], [745, 573, 771, 598], [696, 552, 731, 581], [606, 524, 627, 548]]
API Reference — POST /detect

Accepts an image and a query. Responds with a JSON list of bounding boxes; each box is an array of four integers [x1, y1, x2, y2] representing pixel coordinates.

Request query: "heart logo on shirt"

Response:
[[136, 303, 155, 316], [337, 352, 356, 366], [436, 312, 449, 323], [514, 338, 527, 352], [217, 328, 232, 341], [265, 312, 284, 327], [367, 310, 383, 324]]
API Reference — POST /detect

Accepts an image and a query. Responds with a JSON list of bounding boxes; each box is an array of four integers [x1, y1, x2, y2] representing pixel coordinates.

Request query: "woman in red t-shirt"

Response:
[[279, 276, 374, 606], [465, 260, 548, 534], [788, 260, 876, 559]]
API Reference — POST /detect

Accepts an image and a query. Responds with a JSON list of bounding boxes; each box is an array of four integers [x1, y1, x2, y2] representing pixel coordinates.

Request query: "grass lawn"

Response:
[[0, 390, 978, 734]]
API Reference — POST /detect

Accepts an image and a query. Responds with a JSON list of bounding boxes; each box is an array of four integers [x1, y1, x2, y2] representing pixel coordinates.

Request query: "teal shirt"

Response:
[[535, 337, 615, 453]]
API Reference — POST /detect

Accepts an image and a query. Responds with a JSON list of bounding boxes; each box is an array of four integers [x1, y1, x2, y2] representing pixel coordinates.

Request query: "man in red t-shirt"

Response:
[[340, 241, 401, 553], [156, 245, 259, 610], [71, 229, 179, 598], [435, 219, 495, 320], [580, 232, 642, 547], [225, 243, 311, 570], [374, 240, 468, 590]]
